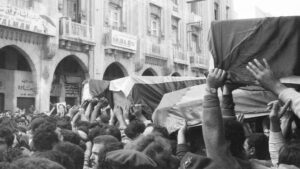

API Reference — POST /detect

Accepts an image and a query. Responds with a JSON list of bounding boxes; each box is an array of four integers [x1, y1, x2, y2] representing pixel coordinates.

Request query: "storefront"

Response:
[[0, 46, 36, 113], [50, 56, 88, 106]]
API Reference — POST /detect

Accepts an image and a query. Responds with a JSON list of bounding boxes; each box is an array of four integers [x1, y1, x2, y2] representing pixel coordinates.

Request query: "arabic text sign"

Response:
[[15, 71, 36, 97], [110, 30, 137, 51], [0, 5, 55, 36], [65, 83, 79, 97]]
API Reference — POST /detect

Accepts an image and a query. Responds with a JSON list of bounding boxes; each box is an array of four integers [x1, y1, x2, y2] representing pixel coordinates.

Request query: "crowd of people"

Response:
[[0, 59, 300, 169]]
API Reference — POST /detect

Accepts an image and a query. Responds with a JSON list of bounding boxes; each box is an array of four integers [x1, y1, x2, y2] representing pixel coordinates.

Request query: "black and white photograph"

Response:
[[0, 0, 300, 169]]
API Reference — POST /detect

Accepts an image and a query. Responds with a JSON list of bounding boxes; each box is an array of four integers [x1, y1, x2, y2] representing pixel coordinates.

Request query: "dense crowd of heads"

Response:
[[0, 59, 300, 169]]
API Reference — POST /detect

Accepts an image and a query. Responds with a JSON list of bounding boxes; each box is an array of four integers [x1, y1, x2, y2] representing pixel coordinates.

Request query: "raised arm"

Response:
[[203, 68, 241, 169], [268, 100, 290, 165], [247, 59, 300, 117]]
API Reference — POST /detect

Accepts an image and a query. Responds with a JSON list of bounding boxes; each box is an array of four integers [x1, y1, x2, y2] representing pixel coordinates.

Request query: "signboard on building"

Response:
[[65, 83, 80, 97], [110, 30, 137, 51], [0, 5, 56, 36], [15, 71, 36, 97]]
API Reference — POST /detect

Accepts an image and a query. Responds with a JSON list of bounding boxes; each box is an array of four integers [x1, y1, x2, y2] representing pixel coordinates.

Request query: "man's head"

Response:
[[89, 124, 121, 142], [224, 119, 246, 159], [125, 134, 179, 169], [60, 129, 81, 145], [32, 123, 59, 151], [91, 135, 123, 169], [125, 120, 145, 140], [53, 142, 84, 169], [244, 133, 270, 160], [278, 141, 300, 168]]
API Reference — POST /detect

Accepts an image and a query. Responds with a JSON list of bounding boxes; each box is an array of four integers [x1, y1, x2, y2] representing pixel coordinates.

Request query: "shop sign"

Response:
[[65, 83, 79, 97], [110, 30, 137, 51], [15, 71, 36, 97], [0, 5, 56, 36]]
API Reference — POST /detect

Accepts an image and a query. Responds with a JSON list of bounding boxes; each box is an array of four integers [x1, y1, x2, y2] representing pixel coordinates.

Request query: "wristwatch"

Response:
[[205, 87, 217, 94]]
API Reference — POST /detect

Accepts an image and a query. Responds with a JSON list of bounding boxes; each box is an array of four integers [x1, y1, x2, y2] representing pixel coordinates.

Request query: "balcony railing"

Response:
[[59, 17, 95, 44], [173, 45, 188, 65]]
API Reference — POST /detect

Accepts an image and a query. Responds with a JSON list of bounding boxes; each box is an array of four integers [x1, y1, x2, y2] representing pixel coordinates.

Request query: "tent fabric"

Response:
[[209, 16, 300, 85], [109, 76, 206, 97], [153, 84, 277, 133]]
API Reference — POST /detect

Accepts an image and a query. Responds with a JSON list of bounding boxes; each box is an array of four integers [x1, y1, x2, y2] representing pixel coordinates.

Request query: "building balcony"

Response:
[[104, 30, 137, 58], [189, 52, 208, 69], [187, 12, 202, 28], [173, 45, 188, 65], [59, 17, 95, 51]]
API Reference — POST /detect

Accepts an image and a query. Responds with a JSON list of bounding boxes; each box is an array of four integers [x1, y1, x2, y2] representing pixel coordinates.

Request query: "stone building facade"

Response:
[[0, 0, 232, 112]]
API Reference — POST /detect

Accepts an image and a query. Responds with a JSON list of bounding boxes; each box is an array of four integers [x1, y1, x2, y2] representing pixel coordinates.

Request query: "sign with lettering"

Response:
[[15, 71, 36, 97], [0, 5, 56, 36], [65, 83, 79, 97], [110, 30, 137, 51]]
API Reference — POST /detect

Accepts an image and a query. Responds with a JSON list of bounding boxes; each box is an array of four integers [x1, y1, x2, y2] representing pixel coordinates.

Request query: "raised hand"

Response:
[[246, 59, 286, 95], [207, 68, 227, 89]]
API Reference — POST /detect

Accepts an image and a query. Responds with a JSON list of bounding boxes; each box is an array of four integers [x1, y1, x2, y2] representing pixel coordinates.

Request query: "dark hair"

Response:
[[1, 147, 24, 162], [224, 119, 246, 159], [125, 134, 179, 169], [53, 142, 84, 169], [33, 150, 74, 169], [56, 118, 72, 130], [148, 124, 169, 139], [246, 133, 270, 160], [32, 123, 59, 151], [124, 120, 145, 139], [89, 124, 121, 141], [11, 157, 65, 169], [61, 129, 81, 145], [96, 136, 123, 169], [0, 127, 14, 147], [279, 141, 300, 167]]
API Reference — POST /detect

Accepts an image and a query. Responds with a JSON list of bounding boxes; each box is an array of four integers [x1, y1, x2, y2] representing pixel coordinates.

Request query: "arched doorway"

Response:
[[0, 46, 36, 113], [171, 72, 181, 77], [103, 62, 128, 80], [142, 68, 157, 76], [51, 56, 88, 106]]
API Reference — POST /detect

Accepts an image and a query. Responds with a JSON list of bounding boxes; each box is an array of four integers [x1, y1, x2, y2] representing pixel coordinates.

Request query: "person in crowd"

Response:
[[89, 135, 123, 169], [60, 129, 81, 146], [244, 133, 272, 167], [32, 122, 60, 152], [0, 127, 14, 161], [124, 120, 145, 141], [125, 134, 179, 169], [203, 68, 271, 169], [53, 142, 84, 169]]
